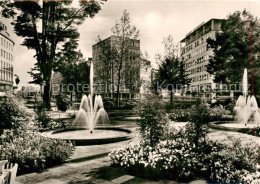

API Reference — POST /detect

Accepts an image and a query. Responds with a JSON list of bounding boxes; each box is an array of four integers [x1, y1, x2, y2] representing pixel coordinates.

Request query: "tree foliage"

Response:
[[207, 10, 260, 87], [0, 1, 103, 108], [153, 35, 190, 103], [54, 36, 90, 100]]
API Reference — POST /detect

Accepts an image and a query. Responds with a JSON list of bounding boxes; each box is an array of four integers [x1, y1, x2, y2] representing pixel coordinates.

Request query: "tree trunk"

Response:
[[116, 85, 120, 108], [43, 79, 51, 109], [70, 92, 73, 106], [170, 91, 173, 105]]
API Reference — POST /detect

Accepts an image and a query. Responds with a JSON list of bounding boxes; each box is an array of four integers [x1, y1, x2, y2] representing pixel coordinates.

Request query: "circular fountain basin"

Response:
[[209, 121, 260, 136], [41, 127, 132, 145]]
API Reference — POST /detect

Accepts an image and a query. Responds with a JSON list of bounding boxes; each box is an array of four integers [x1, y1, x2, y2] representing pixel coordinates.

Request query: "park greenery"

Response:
[[110, 98, 259, 183], [207, 10, 260, 100], [54, 37, 91, 103], [153, 35, 190, 104], [0, 94, 73, 174], [0, 5, 260, 183]]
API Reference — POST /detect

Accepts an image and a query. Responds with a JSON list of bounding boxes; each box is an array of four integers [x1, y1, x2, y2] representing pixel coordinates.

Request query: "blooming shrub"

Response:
[[35, 114, 69, 132], [0, 128, 73, 174], [0, 94, 33, 131], [110, 140, 200, 182], [110, 132, 256, 182], [168, 108, 191, 122]]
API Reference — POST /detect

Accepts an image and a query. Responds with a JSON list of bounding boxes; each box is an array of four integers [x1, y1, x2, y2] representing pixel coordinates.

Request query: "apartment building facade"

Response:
[[180, 19, 225, 98], [92, 36, 151, 100], [0, 19, 15, 91]]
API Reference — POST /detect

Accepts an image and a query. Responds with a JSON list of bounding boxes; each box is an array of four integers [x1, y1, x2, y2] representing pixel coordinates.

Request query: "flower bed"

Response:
[[0, 129, 73, 174], [110, 132, 257, 183]]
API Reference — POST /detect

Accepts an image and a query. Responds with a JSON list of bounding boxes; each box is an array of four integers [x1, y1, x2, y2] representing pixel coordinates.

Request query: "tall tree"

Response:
[[0, 1, 104, 108], [96, 10, 139, 107], [55, 37, 90, 102], [154, 35, 190, 104], [207, 10, 260, 95]]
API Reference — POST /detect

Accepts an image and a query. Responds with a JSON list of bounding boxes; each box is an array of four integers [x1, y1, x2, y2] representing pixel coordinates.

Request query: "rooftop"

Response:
[[180, 18, 225, 43]]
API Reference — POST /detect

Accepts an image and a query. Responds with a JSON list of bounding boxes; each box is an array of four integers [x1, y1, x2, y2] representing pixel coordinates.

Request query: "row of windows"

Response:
[[182, 34, 213, 54], [187, 65, 207, 75], [185, 46, 209, 60], [1, 49, 13, 61], [0, 70, 13, 82], [185, 55, 210, 69], [1, 37, 14, 51], [194, 46, 208, 56], [190, 74, 210, 82], [1, 61, 13, 72]]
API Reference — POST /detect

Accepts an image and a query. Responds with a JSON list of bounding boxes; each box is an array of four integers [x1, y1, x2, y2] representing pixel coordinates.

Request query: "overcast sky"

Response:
[[6, 0, 260, 87]]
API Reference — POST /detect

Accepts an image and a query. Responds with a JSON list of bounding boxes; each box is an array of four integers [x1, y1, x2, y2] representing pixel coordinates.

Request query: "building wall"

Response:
[[92, 36, 145, 100], [180, 19, 224, 98], [0, 20, 15, 91]]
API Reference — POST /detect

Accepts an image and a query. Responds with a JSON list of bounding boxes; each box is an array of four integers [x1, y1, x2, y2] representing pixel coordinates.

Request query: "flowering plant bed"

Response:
[[110, 134, 258, 183]]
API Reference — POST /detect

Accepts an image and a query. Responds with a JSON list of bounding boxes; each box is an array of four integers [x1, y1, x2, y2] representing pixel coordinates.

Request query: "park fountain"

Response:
[[209, 68, 260, 132], [72, 59, 108, 133], [42, 60, 132, 145], [234, 69, 260, 126]]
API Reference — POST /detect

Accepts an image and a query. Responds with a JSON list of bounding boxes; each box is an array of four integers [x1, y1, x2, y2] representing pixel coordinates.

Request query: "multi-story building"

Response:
[[180, 19, 224, 98], [92, 36, 151, 100], [0, 19, 15, 91]]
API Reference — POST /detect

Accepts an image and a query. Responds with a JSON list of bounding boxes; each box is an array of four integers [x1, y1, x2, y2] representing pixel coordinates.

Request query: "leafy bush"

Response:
[[103, 100, 116, 110], [0, 94, 32, 131], [55, 94, 69, 111], [165, 100, 199, 111], [187, 103, 211, 147], [0, 128, 73, 174], [223, 98, 233, 109], [36, 111, 52, 129], [209, 105, 225, 121], [136, 96, 168, 148], [0, 94, 73, 175]]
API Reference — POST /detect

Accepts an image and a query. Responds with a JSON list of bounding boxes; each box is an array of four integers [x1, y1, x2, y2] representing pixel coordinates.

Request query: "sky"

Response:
[[5, 0, 260, 87]]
